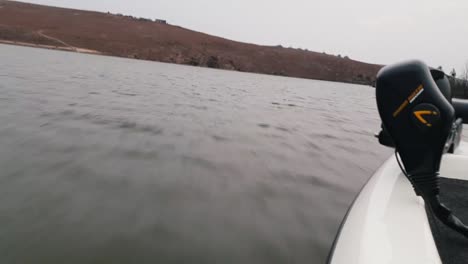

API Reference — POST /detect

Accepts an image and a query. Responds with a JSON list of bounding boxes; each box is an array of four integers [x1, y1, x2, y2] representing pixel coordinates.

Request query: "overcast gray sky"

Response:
[[22, 0, 468, 73]]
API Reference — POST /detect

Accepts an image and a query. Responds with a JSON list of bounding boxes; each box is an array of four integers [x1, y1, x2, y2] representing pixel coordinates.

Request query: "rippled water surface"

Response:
[[0, 44, 391, 263]]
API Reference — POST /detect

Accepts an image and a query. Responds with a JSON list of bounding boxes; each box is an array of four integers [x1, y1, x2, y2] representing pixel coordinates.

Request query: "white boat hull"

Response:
[[328, 142, 468, 264]]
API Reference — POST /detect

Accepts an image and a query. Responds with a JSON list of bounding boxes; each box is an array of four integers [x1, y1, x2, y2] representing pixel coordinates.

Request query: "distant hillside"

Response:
[[0, 0, 383, 85]]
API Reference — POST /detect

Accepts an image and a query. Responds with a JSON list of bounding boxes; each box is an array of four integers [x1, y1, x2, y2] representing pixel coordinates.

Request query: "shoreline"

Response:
[[0, 39, 102, 55], [0, 40, 376, 87]]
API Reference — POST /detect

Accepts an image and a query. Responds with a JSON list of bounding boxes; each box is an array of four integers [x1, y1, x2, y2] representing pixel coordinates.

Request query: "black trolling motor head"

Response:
[[376, 66, 463, 152], [376, 60, 468, 238], [376, 60, 454, 191]]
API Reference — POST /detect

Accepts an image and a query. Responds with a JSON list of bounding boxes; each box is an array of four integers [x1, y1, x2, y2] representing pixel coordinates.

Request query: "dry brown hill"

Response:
[[0, 0, 383, 84]]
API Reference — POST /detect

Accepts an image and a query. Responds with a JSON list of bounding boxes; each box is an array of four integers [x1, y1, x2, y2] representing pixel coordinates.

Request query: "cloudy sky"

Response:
[[22, 0, 468, 73]]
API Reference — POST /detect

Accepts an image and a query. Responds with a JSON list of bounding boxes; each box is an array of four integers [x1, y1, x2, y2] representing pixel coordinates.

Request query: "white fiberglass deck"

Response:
[[329, 142, 468, 264]]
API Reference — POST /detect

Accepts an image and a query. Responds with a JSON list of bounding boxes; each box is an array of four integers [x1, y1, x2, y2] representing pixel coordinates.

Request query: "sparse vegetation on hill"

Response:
[[0, 25, 63, 46]]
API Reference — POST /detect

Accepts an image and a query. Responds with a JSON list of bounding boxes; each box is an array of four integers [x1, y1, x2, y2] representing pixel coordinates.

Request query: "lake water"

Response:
[[0, 44, 391, 263]]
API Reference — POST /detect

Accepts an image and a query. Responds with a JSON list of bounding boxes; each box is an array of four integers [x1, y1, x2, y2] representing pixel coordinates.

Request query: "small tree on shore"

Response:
[[451, 68, 457, 78], [461, 61, 468, 91], [462, 61, 468, 81]]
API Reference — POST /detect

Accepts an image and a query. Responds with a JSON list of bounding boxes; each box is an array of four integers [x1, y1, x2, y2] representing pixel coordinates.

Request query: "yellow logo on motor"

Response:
[[413, 110, 438, 127]]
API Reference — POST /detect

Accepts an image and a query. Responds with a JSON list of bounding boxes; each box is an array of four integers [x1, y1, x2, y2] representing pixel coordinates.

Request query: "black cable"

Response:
[[395, 149, 420, 195], [395, 149, 409, 178], [395, 149, 468, 238]]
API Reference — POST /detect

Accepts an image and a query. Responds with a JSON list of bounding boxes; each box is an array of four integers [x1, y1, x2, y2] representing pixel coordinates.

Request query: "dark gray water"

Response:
[[0, 44, 391, 263]]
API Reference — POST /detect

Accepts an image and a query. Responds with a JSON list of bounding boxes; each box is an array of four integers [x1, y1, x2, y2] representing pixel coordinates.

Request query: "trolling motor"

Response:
[[376, 60, 468, 238], [377, 67, 463, 152]]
